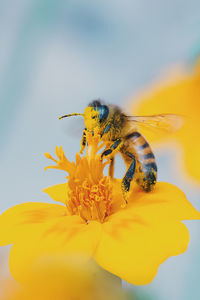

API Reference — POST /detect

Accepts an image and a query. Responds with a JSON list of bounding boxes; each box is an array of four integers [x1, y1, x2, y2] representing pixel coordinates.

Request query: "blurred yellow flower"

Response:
[[130, 60, 200, 183], [0, 133, 199, 285], [1, 254, 126, 300]]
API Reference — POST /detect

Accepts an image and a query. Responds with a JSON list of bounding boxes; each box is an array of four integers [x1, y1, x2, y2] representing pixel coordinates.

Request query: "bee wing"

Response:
[[126, 114, 183, 133]]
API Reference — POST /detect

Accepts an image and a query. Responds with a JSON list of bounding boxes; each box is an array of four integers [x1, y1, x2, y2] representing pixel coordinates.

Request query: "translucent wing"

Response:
[[126, 114, 183, 133]]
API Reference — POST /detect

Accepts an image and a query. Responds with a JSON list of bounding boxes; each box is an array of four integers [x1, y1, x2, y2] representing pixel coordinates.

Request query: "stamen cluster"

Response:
[[45, 132, 113, 222]]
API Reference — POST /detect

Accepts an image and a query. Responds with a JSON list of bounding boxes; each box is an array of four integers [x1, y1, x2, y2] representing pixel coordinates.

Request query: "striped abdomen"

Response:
[[122, 132, 157, 192]]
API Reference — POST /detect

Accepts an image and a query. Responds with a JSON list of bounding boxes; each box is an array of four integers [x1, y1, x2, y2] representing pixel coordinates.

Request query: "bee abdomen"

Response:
[[126, 132, 157, 191]]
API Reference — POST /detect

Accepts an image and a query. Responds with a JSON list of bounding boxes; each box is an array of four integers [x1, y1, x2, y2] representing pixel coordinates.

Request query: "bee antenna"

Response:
[[59, 113, 84, 120]]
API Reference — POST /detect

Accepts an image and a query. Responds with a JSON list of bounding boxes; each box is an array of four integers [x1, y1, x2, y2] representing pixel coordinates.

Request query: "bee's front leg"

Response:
[[101, 123, 111, 139], [101, 139, 122, 160], [80, 128, 87, 154]]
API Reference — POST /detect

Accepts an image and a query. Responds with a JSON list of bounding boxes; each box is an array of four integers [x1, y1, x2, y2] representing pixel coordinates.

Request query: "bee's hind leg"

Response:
[[121, 152, 136, 203], [122, 152, 136, 203], [108, 156, 115, 178]]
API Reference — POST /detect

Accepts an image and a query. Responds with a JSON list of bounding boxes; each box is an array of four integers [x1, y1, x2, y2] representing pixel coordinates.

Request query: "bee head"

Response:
[[84, 100, 109, 131]]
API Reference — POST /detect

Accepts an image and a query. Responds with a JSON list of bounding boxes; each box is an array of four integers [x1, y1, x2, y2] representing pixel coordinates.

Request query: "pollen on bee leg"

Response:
[[121, 193, 128, 208], [121, 184, 129, 207]]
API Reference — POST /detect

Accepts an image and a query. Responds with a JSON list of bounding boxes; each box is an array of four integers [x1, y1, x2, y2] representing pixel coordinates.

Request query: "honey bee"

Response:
[[59, 100, 182, 199]]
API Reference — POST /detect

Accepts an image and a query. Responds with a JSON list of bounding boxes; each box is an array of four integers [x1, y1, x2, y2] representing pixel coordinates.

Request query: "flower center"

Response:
[[67, 174, 112, 223], [45, 132, 116, 222]]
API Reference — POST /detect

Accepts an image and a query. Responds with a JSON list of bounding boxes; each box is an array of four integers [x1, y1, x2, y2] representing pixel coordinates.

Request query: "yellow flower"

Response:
[[130, 60, 200, 183], [0, 132, 199, 285], [1, 254, 126, 300]]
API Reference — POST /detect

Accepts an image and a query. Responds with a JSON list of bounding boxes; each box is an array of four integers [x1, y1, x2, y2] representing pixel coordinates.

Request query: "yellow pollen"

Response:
[[45, 131, 114, 222]]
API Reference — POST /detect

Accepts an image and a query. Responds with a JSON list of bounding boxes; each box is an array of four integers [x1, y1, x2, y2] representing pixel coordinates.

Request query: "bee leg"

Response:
[[121, 152, 136, 203], [108, 156, 115, 178], [80, 128, 87, 154], [101, 123, 111, 138], [101, 139, 122, 159]]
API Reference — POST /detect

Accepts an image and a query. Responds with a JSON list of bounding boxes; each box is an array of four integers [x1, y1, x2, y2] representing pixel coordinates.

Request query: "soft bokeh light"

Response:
[[0, 254, 126, 300], [130, 60, 200, 184]]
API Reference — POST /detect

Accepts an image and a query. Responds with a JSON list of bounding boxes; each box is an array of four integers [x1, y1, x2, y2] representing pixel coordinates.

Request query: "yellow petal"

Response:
[[111, 181, 200, 221], [127, 182, 200, 221], [0, 202, 66, 245], [8, 216, 101, 282], [95, 217, 189, 285], [94, 181, 199, 285], [43, 183, 69, 204]]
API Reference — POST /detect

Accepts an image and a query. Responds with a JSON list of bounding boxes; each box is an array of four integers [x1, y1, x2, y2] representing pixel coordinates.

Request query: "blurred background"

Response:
[[0, 0, 200, 299]]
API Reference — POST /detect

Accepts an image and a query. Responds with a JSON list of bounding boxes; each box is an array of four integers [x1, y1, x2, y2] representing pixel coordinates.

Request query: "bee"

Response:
[[59, 100, 182, 199]]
